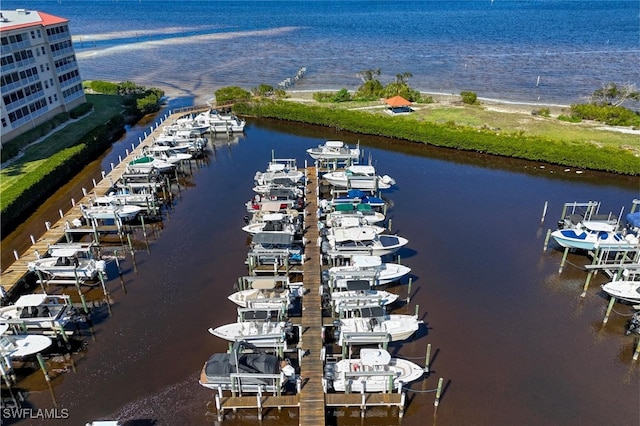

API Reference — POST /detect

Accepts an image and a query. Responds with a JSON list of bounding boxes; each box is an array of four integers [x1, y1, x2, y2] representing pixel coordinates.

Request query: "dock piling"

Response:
[[434, 377, 444, 408], [602, 296, 616, 324]]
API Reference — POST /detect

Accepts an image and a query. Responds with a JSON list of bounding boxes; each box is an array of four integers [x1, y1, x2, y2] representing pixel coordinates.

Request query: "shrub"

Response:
[[332, 89, 351, 103], [460, 91, 478, 105], [570, 103, 640, 127], [355, 80, 384, 100], [88, 80, 120, 94], [420, 95, 434, 104], [215, 86, 251, 104], [136, 92, 161, 115], [557, 114, 582, 123], [253, 84, 274, 97], [233, 100, 640, 175], [532, 108, 550, 117], [313, 92, 335, 102]]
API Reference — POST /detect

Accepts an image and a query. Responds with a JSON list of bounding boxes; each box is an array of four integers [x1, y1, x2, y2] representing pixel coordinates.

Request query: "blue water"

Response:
[[4, 0, 639, 104]]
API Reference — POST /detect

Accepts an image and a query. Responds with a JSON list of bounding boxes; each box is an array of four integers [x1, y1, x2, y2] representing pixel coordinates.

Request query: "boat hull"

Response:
[[337, 315, 421, 345], [325, 356, 424, 393], [208, 321, 290, 347], [601, 280, 640, 303]]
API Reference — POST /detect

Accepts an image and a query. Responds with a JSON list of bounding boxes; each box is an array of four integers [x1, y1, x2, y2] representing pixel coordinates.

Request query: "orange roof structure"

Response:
[[384, 95, 411, 108]]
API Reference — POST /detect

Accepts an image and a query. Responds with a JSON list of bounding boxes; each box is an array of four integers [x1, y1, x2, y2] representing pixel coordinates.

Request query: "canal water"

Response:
[[3, 111, 639, 425]]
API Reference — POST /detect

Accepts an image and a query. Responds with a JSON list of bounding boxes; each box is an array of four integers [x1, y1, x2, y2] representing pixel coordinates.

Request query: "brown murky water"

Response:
[[2, 114, 639, 426]]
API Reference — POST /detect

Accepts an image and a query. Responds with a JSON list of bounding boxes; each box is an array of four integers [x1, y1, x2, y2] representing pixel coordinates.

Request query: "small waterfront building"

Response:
[[384, 95, 413, 115], [0, 8, 86, 144]]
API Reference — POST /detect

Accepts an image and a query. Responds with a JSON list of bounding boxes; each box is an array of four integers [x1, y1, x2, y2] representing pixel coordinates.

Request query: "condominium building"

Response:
[[1, 8, 86, 144]]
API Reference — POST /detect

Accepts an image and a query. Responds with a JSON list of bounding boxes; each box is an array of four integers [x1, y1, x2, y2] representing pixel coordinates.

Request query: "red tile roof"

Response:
[[0, 11, 68, 32]]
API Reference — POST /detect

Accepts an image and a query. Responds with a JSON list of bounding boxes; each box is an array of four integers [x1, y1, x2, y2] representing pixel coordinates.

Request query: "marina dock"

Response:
[[3, 119, 435, 424], [298, 166, 326, 425], [0, 107, 207, 296]]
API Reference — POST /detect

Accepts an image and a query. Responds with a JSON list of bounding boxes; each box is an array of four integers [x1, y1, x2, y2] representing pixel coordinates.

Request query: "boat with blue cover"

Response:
[[550, 221, 638, 251]]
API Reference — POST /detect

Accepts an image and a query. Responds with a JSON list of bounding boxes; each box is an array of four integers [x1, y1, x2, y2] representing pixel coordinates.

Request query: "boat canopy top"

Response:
[[251, 277, 278, 290], [129, 156, 154, 164], [357, 306, 386, 318], [331, 227, 378, 243], [360, 348, 391, 366], [582, 221, 616, 232], [262, 213, 285, 222], [326, 140, 345, 148], [344, 280, 371, 291], [346, 165, 375, 175], [352, 255, 383, 268], [252, 232, 294, 246], [14, 294, 53, 307]]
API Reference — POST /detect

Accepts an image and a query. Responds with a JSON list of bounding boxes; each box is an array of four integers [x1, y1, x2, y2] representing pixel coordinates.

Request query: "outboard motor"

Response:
[[332, 320, 342, 342], [625, 312, 640, 335], [284, 321, 295, 340]]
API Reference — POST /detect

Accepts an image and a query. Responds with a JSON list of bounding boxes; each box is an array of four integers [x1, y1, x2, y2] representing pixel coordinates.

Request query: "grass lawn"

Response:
[[0, 94, 124, 211], [286, 93, 640, 156]]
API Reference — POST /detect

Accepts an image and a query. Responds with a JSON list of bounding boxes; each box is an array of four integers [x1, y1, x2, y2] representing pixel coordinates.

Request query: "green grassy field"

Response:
[[294, 95, 640, 156], [0, 94, 123, 211]]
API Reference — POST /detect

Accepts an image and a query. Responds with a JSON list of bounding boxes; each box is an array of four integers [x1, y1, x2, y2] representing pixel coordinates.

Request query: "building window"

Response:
[[1, 118, 6, 128]]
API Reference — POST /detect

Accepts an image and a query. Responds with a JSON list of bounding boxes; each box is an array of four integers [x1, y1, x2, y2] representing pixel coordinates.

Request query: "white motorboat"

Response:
[[307, 140, 360, 161], [144, 145, 192, 164], [253, 181, 303, 197], [228, 276, 294, 308], [208, 320, 296, 347], [127, 155, 175, 173], [326, 255, 412, 287], [324, 204, 386, 225], [601, 279, 640, 303], [152, 135, 193, 153], [246, 184, 304, 213], [329, 189, 386, 208], [242, 212, 301, 236], [96, 189, 159, 209], [325, 280, 399, 312], [27, 243, 106, 280], [324, 227, 409, 257], [80, 202, 143, 222], [323, 348, 424, 393], [246, 196, 303, 214], [0, 333, 53, 358], [323, 214, 386, 235], [0, 294, 75, 332], [199, 341, 295, 392], [335, 309, 422, 345], [128, 155, 175, 172], [161, 129, 208, 154], [550, 221, 638, 251], [322, 165, 395, 190], [165, 115, 210, 134], [254, 158, 304, 186], [194, 109, 246, 133]]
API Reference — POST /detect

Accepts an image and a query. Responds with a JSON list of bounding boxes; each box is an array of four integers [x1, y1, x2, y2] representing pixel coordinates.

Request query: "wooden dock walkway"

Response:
[[0, 107, 206, 296], [298, 166, 326, 425]]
